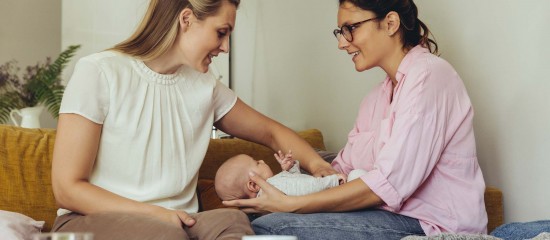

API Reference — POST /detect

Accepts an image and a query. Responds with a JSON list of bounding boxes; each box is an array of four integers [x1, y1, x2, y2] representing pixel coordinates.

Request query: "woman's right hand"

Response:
[[223, 172, 296, 214], [151, 206, 196, 227]]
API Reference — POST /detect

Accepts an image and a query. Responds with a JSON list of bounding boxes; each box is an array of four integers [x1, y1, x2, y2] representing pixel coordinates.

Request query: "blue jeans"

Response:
[[252, 209, 425, 240]]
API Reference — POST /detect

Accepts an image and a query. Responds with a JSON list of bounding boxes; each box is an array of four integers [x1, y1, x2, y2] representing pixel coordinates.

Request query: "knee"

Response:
[[208, 209, 254, 237], [252, 213, 292, 235]]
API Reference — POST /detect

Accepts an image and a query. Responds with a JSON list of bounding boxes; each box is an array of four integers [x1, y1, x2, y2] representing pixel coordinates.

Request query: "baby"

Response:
[[214, 150, 366, 201]]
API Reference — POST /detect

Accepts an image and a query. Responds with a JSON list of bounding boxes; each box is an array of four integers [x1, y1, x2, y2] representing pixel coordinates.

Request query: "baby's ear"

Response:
[[247, 181, 260, 192]]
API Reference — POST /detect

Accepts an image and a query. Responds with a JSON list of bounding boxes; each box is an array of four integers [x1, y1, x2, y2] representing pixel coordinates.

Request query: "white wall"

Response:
[[417, 0, 550, 223], [0, 0, 61, 128], [233, 0, 550, 223]]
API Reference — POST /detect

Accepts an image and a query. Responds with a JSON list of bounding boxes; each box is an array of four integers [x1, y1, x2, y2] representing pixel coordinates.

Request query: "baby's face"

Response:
[[243, 155, 274, 179]]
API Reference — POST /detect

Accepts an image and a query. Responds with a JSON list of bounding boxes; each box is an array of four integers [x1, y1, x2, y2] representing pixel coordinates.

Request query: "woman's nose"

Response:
[[337, 36, 350, 50], [220, 36, 230, 53]]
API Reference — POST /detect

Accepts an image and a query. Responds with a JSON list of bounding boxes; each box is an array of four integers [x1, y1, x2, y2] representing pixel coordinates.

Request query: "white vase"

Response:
[[9, 105, 44, 128]]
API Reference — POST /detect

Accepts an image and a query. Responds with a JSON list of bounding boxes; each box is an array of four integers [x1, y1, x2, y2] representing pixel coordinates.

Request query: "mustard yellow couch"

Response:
[[0, 125, 503, 233]]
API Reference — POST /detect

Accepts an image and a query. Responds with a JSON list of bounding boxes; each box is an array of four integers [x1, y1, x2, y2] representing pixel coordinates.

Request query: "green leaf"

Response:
[[32, 45, 81, 118], [0, 91, 25, 123], [0, 45, 80, 121]]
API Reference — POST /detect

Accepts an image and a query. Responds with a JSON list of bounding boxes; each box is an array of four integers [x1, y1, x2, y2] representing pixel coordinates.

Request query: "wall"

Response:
[[417, 0, 550, 223], [232, 0, 550, 223], [0, 0, 61, 128]]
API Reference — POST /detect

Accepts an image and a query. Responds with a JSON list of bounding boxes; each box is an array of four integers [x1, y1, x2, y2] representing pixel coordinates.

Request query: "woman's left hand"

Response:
[[222, 172, 295, 214], [309, 164, 339, 178]]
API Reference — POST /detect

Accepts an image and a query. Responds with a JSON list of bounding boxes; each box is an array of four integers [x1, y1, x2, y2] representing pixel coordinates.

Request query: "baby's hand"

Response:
[[274, 150, 295, 171], [337, 173, 347, 185]]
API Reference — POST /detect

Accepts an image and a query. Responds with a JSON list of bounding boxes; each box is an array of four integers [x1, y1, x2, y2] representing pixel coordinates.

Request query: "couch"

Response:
[[0, 124, 503, 234]]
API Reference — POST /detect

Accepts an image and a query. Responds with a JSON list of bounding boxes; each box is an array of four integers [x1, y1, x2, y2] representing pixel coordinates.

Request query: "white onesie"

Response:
[[258, 161, 367, 197]]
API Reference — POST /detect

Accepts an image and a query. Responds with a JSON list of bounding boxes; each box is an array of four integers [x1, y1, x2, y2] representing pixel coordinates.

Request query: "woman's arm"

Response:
[[52, 114, 195, 227], [224, 173, 383, 213], [215, 99, 336, 177]]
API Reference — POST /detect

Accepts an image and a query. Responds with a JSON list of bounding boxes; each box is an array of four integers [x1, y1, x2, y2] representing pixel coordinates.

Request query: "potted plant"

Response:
[[0, 45, 80, 127]]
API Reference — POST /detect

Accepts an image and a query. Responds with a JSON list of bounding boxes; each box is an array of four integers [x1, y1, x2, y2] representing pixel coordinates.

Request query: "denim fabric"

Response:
[[491, 220, 550, 240], [252, 209, 425, 240]]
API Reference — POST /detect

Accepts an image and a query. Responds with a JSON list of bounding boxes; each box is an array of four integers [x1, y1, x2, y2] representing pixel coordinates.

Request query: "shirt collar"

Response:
[[395, 45, 429, 82]]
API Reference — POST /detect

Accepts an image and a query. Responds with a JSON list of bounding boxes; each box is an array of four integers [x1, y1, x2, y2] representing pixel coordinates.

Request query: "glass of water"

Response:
[[33, 232, 93, 240]]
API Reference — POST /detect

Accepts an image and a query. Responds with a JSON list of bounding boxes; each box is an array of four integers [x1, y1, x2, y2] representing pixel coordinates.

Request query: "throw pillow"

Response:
[[0, 210, 45, 240], [315, 149, 338, 163]]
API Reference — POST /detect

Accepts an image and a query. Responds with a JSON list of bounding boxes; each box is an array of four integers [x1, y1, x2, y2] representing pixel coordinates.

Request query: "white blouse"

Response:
[[59, 51, 237, 215]]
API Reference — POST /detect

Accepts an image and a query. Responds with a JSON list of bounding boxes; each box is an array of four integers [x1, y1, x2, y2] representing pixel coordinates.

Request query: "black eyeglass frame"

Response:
[[333, 16, 380, 42]]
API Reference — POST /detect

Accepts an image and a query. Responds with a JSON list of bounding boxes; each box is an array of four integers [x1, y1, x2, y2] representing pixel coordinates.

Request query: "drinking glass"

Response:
[[33, 232, 93, 240]]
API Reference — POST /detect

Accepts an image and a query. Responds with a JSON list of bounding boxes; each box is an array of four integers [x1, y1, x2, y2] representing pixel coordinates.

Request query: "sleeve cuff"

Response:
[[361, 169, 403, 211]]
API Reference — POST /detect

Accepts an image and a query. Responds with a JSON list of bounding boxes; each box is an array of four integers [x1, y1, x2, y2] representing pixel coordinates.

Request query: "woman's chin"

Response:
[[192, 64, 209, 73], [354, 64, 368, 72], [354, 62, 374, 72]]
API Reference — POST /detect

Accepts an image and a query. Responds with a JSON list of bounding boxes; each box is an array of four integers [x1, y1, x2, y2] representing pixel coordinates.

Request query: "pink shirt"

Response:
[[332, 46, 488, 235]]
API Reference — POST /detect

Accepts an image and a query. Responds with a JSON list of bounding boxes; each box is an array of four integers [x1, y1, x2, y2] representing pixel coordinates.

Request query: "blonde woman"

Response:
[[51, 0, 336, 239]]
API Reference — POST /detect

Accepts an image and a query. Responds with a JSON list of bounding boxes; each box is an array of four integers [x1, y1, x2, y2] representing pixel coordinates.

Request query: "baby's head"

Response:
[[214, 154, 275, 201]]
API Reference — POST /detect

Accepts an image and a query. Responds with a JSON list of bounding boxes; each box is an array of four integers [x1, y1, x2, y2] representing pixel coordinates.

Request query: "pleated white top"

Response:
[[58, 51, 237, 215]]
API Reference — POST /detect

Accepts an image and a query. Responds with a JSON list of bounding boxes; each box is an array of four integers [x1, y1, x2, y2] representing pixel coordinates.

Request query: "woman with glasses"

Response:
[[224, 0, 487, 238]]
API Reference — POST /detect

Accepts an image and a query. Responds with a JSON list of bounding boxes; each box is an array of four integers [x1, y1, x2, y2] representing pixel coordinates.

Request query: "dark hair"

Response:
[[339, 0, 438, 54]]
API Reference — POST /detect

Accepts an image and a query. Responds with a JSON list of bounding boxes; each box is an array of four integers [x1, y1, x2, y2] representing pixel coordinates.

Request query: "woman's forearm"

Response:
[[54, 179, 161, 216], [215, 99, 334, 174], [290, 179, 384, 213]]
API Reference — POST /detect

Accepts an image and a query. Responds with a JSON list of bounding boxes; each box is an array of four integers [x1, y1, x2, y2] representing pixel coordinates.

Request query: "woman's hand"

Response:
[[151, 206, 196, 227], [223, 172, 295, 214], [309, 163, 339, 178]]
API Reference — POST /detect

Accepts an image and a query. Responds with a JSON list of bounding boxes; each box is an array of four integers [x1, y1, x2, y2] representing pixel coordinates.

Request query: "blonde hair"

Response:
[[111, 0, 240, 61]]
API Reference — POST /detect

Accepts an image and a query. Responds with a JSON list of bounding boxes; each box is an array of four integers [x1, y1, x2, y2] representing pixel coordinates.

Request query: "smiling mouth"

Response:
[[349, 51, 359, 57]]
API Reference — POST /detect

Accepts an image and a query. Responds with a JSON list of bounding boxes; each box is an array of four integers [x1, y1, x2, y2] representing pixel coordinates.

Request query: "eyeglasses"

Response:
[[333, 17, 379, 42]]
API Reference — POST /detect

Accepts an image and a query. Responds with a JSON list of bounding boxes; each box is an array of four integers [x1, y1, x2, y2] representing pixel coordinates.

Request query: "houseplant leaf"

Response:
[[33, 45, 81, 118]]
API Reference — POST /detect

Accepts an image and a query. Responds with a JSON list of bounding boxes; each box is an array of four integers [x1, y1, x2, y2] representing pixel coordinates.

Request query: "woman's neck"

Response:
[[381, 47, 408, 88], [144, 50, 182, 74]]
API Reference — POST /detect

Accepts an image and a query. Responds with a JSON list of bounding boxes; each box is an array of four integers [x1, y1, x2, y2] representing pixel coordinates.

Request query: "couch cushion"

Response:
[[0, 125, 57, 232]]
